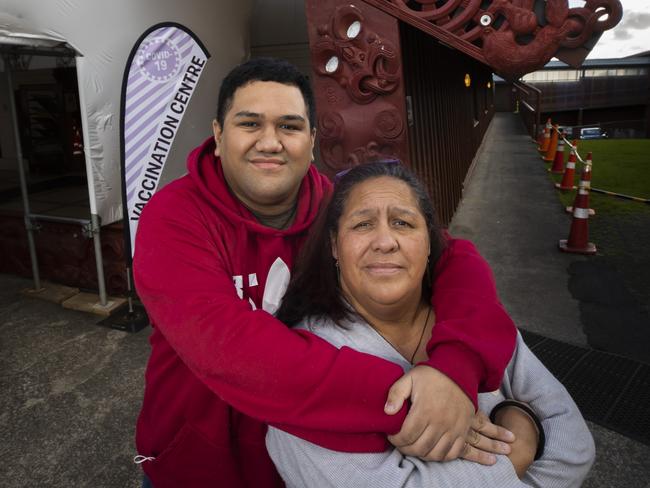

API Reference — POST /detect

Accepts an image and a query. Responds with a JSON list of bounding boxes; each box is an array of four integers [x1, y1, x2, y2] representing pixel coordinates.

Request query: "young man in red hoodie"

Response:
[[133, 57, 517, 487]]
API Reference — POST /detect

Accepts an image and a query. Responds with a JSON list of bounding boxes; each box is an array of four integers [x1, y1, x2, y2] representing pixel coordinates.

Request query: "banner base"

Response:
[[98, 303, 149, 333]]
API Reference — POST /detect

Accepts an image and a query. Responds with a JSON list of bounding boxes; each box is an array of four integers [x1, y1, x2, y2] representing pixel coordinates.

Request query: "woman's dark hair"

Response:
[[216, 57, 316, 128], [276, 161, 447, 327]]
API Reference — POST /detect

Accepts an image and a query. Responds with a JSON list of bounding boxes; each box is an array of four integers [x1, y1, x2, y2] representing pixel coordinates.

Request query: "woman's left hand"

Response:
[[459, 410, 515, 465]]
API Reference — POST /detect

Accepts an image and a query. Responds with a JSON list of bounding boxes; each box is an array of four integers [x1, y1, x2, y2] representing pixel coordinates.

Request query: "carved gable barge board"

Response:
[[360, 0, 623, 80], [360, 0, 486, 64]]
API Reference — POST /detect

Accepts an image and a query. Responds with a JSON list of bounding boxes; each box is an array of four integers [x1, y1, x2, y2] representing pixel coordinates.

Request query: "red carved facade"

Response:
[[306, 0, 622, 221]]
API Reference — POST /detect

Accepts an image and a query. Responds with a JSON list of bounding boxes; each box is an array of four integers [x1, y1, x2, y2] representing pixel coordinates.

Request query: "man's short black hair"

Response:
[[216, 57, 316, 129]]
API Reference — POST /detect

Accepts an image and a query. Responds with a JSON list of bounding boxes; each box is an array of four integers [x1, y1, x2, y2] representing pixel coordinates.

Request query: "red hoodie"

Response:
[[134, 137, 516, 487]]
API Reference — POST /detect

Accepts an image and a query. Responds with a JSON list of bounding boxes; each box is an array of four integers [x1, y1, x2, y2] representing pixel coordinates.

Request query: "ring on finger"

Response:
[[468, 429, 481, 446], [462, 441, 471, 456]]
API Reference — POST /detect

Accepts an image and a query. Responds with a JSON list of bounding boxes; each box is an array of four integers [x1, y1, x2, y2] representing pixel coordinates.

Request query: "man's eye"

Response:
[[280, 124, 301, 131], [239, 121, 258, 128]]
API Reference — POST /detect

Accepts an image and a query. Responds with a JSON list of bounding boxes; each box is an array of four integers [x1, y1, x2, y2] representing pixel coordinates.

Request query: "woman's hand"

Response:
[[460, 410, 515, 465], [385, 366, 475, 461], [492, 405, 539, 478]]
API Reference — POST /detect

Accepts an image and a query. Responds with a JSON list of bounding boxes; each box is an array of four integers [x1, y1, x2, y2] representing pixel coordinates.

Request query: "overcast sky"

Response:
[[569, 0, 650, 59]]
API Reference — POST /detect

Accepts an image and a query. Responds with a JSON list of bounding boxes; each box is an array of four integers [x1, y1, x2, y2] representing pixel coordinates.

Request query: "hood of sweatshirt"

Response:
[[187, 137, 331, 236]]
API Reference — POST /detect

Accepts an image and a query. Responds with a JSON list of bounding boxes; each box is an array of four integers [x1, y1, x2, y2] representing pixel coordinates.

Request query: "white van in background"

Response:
[[580, 127, 608, 140]]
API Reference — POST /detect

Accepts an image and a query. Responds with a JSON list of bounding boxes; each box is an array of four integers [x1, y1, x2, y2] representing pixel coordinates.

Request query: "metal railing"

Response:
[[513, 80, 542, 139]]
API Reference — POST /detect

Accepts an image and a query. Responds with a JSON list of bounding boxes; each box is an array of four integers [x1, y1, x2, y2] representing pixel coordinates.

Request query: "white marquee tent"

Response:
[[0, 0, 251, 303]]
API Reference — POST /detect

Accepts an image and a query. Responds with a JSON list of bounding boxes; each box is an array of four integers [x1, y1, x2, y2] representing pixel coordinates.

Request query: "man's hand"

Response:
[[460, 410, 515, 465], [385, 366, 474, 461]]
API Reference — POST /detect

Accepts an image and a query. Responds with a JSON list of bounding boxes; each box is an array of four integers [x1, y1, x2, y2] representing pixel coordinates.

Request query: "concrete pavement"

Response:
[[450, 113, 588, 346], [0, 274, 147, 487]]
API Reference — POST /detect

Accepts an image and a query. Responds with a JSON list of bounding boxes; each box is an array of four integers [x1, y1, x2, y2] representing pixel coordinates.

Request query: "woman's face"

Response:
[[332, 176, 430, 311]]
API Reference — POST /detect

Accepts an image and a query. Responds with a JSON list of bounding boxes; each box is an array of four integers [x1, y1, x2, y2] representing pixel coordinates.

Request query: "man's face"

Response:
[[213, 81, 315, 214]]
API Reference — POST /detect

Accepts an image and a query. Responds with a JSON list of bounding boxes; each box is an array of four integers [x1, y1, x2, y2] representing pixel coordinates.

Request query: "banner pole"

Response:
[[76, 56, 109, 307]]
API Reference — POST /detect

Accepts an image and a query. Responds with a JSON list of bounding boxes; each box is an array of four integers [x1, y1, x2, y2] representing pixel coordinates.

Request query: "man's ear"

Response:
[[310, 128, 317, 161], [212, 119, 222, 157]]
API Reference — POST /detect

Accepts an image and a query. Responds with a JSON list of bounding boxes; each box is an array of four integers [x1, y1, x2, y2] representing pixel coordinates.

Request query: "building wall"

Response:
[[542, 105, 647, 139], [536, 75, 648, 113], [250, 0, 311, 74], [402, 25, 494, 225], [522, 61, 650, 138], [494, 82, 516, 113]]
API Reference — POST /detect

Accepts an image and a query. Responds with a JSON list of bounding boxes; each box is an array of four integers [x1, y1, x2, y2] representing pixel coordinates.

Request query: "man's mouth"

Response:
[[249, 158, 285, 170]]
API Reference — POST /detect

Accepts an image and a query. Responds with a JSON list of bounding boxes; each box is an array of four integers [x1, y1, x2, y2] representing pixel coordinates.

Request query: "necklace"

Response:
[[373, 305, 432, 364], [409, 306, 432, 364]]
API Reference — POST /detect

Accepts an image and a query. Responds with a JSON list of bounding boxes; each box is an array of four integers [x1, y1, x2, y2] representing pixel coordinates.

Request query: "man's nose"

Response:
[[255, 126, 282, 153]]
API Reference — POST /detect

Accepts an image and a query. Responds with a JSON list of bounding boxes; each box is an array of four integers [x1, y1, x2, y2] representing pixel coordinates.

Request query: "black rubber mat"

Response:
[[520, 329, 650, 447]]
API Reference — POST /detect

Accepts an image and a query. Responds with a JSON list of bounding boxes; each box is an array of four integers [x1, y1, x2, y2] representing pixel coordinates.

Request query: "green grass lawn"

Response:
[[546, 139, 650, 215]]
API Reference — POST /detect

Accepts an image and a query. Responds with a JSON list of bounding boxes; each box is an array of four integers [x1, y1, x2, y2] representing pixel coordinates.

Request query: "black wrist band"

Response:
[[489, 400, 546, 460]]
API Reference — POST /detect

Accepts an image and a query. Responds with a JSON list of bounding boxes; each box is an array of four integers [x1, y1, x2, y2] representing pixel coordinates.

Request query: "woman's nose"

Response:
[[371, 224, 398, 252], [256, 127, 282, 153]]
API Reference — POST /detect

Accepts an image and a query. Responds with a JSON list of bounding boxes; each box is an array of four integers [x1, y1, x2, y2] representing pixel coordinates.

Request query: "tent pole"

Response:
[[4, 57, 41, 290]]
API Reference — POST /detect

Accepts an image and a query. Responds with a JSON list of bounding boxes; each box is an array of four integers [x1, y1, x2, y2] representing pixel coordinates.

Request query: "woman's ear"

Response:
[[330, 232, 338, 261]]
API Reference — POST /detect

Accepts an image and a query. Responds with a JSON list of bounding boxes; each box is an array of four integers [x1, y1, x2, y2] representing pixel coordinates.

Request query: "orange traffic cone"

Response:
[[538, 118, 552, 152], [566, 152, 595, 215], [542, 126, 559, 161], [556, 145, 578, 190], [548, 133, 566, 173], [559, 185, 597, 255]]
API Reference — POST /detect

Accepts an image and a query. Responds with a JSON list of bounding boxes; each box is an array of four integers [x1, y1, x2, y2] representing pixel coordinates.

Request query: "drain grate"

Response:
[[520, 329, 650, 447], [606, 366, 650, 445], [527, 338, 590, 381]]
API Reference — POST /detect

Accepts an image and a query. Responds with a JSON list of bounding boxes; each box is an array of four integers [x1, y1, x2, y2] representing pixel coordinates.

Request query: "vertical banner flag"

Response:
[[120, 22, 210, 259]]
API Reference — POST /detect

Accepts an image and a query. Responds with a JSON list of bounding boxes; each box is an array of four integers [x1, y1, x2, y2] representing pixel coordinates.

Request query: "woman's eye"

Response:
[[239, 121, 258, 128], [280, 124, 301, 131], [353, 221, 371, 230], [394, 219, 412, 228]]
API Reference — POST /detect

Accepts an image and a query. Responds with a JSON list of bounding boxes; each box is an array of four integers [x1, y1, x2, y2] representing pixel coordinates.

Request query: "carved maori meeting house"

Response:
[[305, 0, 622, 224]]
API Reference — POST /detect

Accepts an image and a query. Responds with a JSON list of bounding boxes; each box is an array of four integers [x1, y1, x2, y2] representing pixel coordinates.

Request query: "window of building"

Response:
[[521, 69, 579, 82], [584, 67, 648, 77]]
